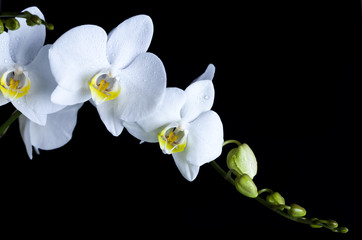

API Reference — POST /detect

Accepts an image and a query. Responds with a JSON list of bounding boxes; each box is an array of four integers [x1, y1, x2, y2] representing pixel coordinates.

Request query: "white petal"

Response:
[[24, 45, 65, 114], [0, 95, 9, 106], [107, 15, 153, 69], [9, 7, 45, 65], [0, 32, 14, 73], [0, 32, 13, 106], [19, 114, 33, 159], [116, 52, 166, 122], [96, 100, 124, 136], [172, 153, 200, 181], [13, 98, 47, 125], [51, 85, 91, 105], [49, 25, 110, 91], [28, 104, 82, 150], [137, 87, 185, 132], [123, 121, 160, 143], [181, 65, 216, 122], [182, 110, 224, 166], [192, 64, 216, 83]]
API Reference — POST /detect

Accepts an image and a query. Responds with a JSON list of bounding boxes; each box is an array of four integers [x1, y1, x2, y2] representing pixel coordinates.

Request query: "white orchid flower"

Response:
[[0, 6, 64, 125], [19, 103, 82, 159], [124, 64, 224, 181], [49, 15, 166, 136]]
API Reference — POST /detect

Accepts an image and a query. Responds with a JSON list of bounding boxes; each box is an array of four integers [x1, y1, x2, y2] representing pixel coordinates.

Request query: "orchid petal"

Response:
[[123, 121, 160, 143], [49, 24, 110, 92], [19, 114, 33, 159], [192, 64, 216, 84], [107, 15, 153, 69], [0, 32, 13, 106], [180, 110, 223, 166], [9, 7, 45, 65], [51, 85, 91, 105], [137, 87, 185, 132], [95, 100, 124, 136], [181, 65, 216, 122], [116, 52, 166, 122], [172, 153, 200, 181], [27, 104, 82, 152], [0, 32, 13, 73], [24, 45, 65, 114], [13, 98, 47, 125]]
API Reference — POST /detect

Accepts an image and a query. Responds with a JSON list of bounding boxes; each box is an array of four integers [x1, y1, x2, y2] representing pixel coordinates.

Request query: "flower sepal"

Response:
[[226, 143, 257, 179], [235, 174, 258, 198]]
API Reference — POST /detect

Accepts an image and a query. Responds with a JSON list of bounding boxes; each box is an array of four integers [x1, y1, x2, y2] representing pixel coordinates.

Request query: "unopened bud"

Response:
[[327, 220, 338, 229], [0, 20, 4, 34], [30, 15, 42, 25], [235, 174, 258, 198], [288, 203, 306, 218], [266, 192, 285, 206], [227, 143, 257, 179], [5, 18, 20, 31], [46, 23, 54, 30]]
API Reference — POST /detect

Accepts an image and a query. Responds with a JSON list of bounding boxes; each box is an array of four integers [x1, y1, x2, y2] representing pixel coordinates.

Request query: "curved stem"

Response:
[[209, 160, 348, 233], [223, 139, 242, 147], [0, 110, 22, 138]]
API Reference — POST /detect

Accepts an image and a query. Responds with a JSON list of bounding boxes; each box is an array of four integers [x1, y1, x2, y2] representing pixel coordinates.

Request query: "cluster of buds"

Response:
[[260, 189, 348, 233], [0, 10, 53, 34], [226, 142, 258, 198]]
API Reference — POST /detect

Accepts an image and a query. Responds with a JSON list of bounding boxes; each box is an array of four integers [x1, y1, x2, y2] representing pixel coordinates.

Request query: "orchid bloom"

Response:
[[19, 104, 82, 159], [124, 64, 224, 181], [49, 15, 166, 136], [0, 6, 64, 125]]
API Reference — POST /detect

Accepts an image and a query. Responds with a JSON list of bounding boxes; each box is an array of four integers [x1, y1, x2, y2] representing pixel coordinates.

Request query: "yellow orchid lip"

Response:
[[89, 71, 121, 105], [0, 69, 31, 100], [158, 124, 188, 154]]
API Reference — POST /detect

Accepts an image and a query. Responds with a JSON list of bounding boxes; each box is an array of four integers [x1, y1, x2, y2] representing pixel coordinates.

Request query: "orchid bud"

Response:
[[5, 18, 20, 31], [30, 15, 42, 25], [46, 23, 54, 30], [288, 203, 306, 217], [0, 20, 4, 34], [235, 174, 258, 198], [266, 192, 285, 206], [226, 143, 257, 179]]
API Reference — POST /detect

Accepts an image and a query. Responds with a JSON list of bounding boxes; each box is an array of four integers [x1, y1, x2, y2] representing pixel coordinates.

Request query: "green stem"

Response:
[[0, 110, 22, 138], [223, 139, 242, 147], [209, 160, 348, 233], [0, 12, 28, 18]]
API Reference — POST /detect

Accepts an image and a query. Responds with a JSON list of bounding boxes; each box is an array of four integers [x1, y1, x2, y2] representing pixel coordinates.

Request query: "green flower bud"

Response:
[[5, 18, 20, 31], [227, 143, 257, 179], [26, 18, 36, 27], [235, 174, 258, 198], [266, 192, 285, 206], [339, 227, 349, 234], [327, 220, 338, 229], [30, 15, 42, 25], [310, 224, 323, 228], [0, 19, 4, 34], [288, 203, 306, 218], [46, 23, 54, 30]]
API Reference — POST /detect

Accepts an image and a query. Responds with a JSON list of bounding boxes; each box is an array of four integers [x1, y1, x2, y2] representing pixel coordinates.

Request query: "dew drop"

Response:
[[203, 95, 209, 100]]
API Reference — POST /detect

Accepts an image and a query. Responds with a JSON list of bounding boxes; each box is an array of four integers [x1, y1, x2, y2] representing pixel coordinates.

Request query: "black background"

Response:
[[0, 0, 361, 238]]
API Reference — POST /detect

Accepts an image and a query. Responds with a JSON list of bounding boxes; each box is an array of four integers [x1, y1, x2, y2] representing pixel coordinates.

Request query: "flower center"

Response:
[[89, 71, 121, 105], [0, 68, 31, 100], [158, 123, 188, 154]]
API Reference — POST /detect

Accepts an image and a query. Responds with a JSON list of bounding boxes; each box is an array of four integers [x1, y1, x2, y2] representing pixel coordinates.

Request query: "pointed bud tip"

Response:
[[235, 174, 258, 198], [288, 203, 306, 218], [226, 143, 257, 178]]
